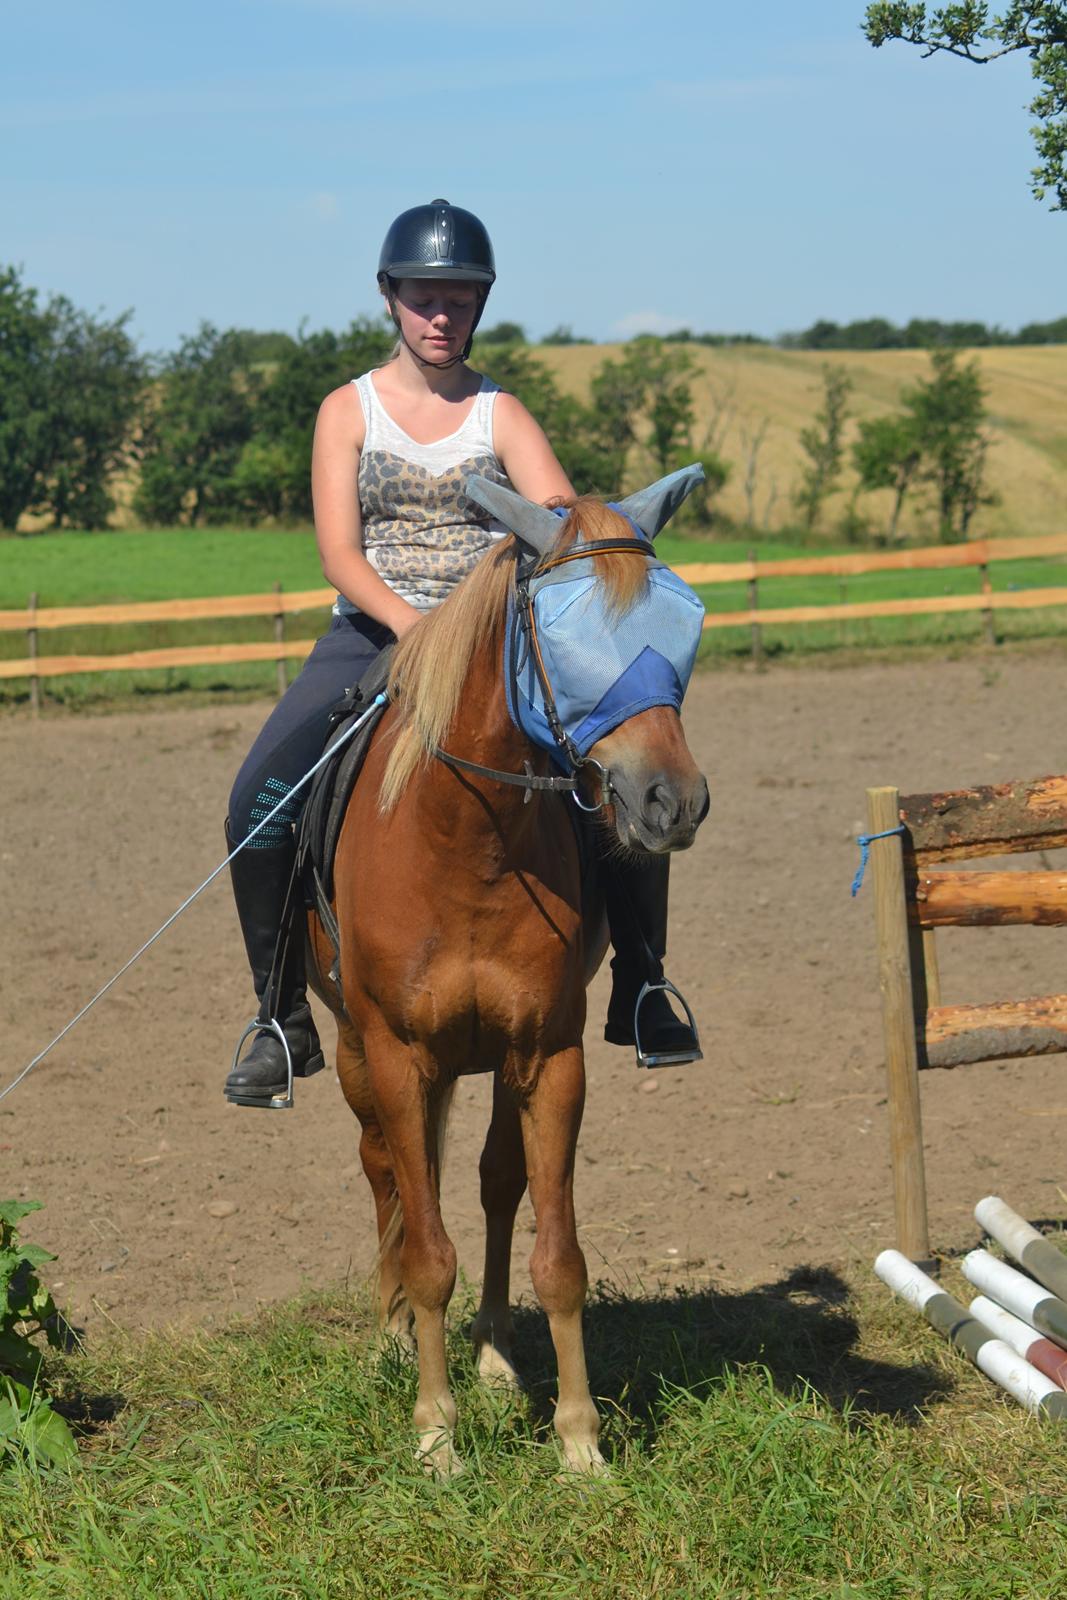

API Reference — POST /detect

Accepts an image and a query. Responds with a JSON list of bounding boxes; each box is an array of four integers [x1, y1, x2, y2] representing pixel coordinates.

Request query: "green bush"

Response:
[[0, 1200, 76, 1468]]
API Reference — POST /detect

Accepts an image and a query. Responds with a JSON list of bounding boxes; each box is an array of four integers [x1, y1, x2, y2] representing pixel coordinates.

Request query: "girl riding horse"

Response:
[[224, 198, 701, 1107]]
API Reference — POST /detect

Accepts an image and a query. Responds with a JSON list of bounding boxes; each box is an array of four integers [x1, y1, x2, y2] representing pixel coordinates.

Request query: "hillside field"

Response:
[[540, 342, 1067, 541]]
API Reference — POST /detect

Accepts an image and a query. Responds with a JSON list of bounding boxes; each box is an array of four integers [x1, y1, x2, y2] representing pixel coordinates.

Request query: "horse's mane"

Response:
[[378, 498, 650, 812]]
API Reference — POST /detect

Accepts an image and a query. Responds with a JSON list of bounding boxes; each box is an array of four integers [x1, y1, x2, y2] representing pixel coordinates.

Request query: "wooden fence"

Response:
[[3, 532, 1067, 708], [865, 775, 1067, 1264]]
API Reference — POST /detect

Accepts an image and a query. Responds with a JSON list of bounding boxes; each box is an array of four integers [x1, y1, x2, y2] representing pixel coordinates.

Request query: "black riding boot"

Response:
[[224, 819, 325, 1108], [603, 854, 702, 1067]]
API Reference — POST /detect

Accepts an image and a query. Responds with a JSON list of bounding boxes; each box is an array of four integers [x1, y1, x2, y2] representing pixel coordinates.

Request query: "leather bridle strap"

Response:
[[432, 746, 577, 793], [431, 746, 613, 811], [529, 537, 656, 574]]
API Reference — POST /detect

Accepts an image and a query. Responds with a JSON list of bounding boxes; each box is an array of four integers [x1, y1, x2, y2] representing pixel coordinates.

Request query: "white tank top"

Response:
[[335, 370, 511, 617]]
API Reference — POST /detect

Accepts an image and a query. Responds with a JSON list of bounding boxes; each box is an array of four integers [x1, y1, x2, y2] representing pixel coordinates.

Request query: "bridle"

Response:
[[431, 536, 657, 813]]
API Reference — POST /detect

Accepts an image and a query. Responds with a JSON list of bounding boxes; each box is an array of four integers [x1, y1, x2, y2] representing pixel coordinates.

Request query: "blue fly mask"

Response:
[[465, 466, 706, 773]]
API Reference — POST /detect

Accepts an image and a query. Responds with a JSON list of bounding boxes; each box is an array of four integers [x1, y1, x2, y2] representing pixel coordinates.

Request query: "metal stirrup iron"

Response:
[[227, 1016, 295, 1110], [632, 979, 703, 1070]]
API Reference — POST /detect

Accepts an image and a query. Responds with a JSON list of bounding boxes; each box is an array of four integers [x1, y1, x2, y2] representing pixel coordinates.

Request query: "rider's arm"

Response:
[[493, 393, 576, 505], [311, 385, 422, 638]]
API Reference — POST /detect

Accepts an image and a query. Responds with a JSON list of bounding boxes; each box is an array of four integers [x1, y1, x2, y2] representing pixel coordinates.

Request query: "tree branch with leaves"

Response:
[[862, 3, 1067, 208]]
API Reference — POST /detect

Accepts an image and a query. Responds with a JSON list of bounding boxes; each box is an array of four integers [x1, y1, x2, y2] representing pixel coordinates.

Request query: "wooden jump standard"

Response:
[[866, 774, 1067, 1263]]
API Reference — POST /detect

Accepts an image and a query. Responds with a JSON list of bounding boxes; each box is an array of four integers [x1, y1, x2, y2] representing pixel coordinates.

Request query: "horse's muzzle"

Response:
[[610, 768, 709, 853], [588, 706, 709, 854]]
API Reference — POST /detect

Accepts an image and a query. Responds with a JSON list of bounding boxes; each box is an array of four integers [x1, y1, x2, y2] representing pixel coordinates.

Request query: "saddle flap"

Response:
[[298, 646, 394, 906]]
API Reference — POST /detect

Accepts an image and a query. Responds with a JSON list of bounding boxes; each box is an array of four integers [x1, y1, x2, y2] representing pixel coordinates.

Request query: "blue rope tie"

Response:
[[851, 824, 906, 897]]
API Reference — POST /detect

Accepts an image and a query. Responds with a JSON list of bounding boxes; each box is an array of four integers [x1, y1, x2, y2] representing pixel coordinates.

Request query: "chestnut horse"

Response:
[[307, 470, 709, 1476]]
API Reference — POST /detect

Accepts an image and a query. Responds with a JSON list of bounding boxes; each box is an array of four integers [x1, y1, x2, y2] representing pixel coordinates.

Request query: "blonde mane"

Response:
[[378, 499, 650, 812]]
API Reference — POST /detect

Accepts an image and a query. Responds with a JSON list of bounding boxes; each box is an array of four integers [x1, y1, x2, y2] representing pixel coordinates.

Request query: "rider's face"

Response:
[[391, 278, 480, 363]]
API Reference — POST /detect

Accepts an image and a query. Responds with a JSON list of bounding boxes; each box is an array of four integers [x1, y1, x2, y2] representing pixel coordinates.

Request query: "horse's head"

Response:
[[465, 467, 710, 854]]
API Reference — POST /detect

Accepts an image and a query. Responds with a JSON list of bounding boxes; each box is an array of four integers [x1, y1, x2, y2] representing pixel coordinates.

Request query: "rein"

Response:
[[429, 536, 655, 812]]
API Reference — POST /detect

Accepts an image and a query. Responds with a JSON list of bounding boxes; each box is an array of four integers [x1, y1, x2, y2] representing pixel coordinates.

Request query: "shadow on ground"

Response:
[[506, 1264, 949, 1444]]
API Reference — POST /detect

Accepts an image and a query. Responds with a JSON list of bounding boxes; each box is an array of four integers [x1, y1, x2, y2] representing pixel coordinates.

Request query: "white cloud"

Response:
[[611, 310, 690, 338], [309, 191, 339, 221]]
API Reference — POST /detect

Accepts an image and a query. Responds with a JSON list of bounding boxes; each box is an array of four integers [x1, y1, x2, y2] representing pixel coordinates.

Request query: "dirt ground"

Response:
[[4, 652, 1067, 1339]]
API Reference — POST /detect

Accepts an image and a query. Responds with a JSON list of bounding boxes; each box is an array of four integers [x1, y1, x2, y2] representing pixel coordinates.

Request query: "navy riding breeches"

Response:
[[228, 610, 394, 847]]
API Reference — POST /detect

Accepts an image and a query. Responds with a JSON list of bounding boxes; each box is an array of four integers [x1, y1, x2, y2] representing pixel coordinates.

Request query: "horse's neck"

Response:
[[449, 634, 529, 781], [417, 632, 546, 840]]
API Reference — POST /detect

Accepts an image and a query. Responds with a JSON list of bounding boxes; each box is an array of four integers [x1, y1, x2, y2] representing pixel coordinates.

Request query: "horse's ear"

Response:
[[464, 475, 564, 559], [613, 463, 705, 539]]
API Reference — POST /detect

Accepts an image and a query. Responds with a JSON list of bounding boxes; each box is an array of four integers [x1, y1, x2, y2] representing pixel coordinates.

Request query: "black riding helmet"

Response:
[[377, 198, 495, 367]]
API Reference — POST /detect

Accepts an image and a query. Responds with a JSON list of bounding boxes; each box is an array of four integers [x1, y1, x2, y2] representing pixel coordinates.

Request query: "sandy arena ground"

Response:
[[3, 652, 1067, 1338]]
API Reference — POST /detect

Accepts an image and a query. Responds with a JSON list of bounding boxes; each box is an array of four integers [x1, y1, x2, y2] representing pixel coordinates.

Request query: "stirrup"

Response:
[[226, 1016, 294, 1110], [633, 979, 703, 1069]]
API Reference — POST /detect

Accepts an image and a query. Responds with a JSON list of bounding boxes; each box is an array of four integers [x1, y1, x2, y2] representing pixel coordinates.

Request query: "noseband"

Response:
[[431, 537, 653, 811]]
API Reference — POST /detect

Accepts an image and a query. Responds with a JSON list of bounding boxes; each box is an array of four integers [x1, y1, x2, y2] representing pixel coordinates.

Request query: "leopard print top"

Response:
[[334, 370, 511, 617]]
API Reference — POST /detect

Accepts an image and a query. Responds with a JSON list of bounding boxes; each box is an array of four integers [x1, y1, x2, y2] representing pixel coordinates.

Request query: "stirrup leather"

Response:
[[226, 1015, 294, 1110], [633, 979, 703, 1069]]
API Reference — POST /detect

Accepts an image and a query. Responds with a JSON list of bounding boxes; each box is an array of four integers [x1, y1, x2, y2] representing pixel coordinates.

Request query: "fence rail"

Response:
[[3, 532, 1067, 692]]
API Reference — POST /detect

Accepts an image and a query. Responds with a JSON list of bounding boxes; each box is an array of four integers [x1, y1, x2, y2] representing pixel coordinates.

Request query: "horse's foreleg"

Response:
[[471, 1070, 526, 1391], [367, 1035, 461, 1477], [335, 1023, 413, 1351], [520, 1046, 604, 1474]]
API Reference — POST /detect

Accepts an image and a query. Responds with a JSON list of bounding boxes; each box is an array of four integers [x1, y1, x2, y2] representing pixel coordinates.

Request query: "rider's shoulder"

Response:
[[315, 381, 367, 446], [491, 388, 546, 445]]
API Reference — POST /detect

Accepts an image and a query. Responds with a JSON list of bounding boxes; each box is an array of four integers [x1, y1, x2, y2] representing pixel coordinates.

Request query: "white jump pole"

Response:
[[875, 1249, 1067, 1418], [961, 1249, 1067, 1349], [975, 1195, 1067, 1304], [969, 1295, 1067, 1390]]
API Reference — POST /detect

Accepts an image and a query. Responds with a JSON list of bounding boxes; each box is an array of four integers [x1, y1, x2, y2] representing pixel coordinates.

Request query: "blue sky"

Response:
[[3, 0, 1062, 351]]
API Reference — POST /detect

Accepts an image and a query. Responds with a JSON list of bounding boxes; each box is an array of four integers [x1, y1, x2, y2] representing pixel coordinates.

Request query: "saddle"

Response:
[[295, 647, 394, 993]]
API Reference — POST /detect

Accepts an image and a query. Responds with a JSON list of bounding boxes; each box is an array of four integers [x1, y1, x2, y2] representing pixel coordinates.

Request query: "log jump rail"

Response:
[[2, 531, 1067, 700], [865, 774, 1067, 1264]]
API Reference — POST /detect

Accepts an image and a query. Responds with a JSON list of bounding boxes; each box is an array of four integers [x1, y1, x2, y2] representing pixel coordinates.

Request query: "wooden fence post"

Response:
[[28, 591, 39, 719], [747, 548, 764, 668], [979, 561, 996, 647], [273, 582, 287, 699], [867, 784, 930, 1264]]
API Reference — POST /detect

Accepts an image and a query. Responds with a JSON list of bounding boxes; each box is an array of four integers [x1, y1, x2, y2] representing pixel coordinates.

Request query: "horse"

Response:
[[306, 466, 710, 1476]]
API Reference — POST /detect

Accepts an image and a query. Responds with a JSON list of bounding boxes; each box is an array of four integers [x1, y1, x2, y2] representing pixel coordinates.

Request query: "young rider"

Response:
[[224, 199, 700, 1108]]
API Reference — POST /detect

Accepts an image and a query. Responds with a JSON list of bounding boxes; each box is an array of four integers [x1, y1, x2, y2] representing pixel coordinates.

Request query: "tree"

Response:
[[852, 413, 924, 540], [588, 338, 729, 519], [539, 325, 594, 345], [237, 318, 392, 521], [862, 3, 1067, 209], [136, 325, 260, 525], [905, 347, 993, 539], [478, 320, 526, 344], [794, 364, 853, 532], [0, 265, 144, 530], [473, 341, 617, 494]]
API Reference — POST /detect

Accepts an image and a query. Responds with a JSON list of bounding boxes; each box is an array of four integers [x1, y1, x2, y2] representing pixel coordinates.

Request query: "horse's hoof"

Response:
[[475, 1340, 523, 1393], [416, 1430, 466, 1480], [556, 1448, 609, 1481], [376, 1326, 417, 1365]]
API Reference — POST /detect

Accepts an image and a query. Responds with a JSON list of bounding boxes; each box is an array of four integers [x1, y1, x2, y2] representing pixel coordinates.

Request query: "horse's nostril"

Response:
[[644, 781, 681, 832], [694, 779, 710, 826]]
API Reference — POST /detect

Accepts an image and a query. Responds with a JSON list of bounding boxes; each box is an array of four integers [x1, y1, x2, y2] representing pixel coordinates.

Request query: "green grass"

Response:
[[0, 527, 327, 607], [3, 526, 1067, 711], [5, 1263, 1067, 1597]]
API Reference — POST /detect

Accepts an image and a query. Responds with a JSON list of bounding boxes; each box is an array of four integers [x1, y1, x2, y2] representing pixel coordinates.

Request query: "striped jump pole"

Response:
[[969, 1295, 1067, 1390], [975, 1195, 1067, 1304], [961, 1250, 1067, 1349], [874, 1249, 1067, 1417]]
